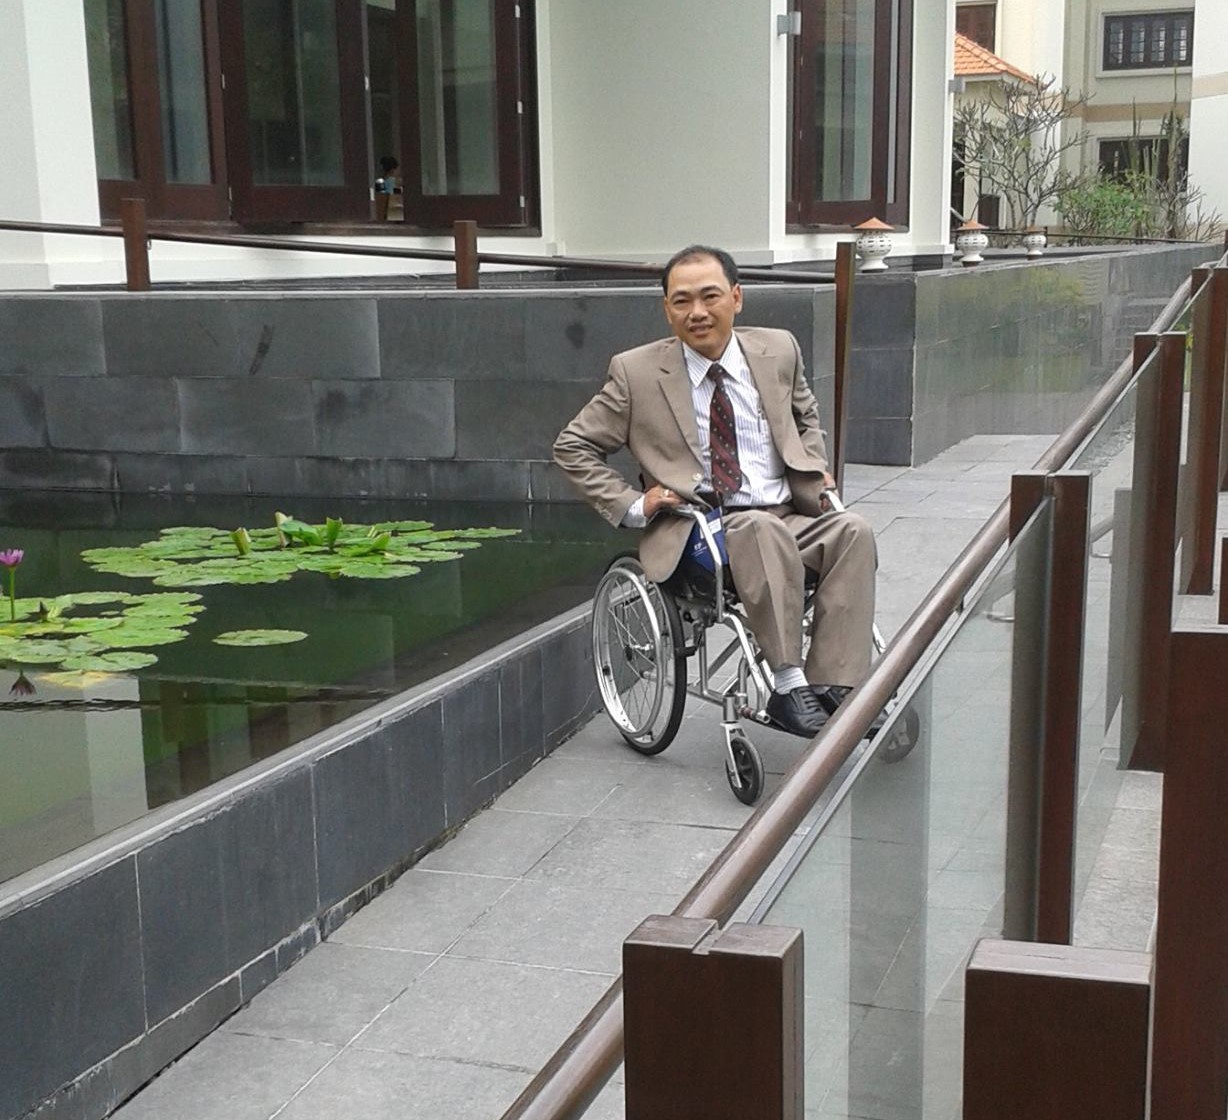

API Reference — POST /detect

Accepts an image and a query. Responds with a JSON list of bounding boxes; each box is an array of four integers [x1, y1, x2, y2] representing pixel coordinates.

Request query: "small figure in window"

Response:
[[375, 155, 400, 221]]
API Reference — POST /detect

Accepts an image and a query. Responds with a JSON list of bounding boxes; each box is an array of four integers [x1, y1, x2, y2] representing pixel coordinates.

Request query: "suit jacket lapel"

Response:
[[656, 342, 704, 468], [740, 331, 792, 450]]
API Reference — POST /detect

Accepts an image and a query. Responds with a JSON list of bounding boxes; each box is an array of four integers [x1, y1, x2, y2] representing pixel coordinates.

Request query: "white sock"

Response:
[[773, 666, 807, 693]]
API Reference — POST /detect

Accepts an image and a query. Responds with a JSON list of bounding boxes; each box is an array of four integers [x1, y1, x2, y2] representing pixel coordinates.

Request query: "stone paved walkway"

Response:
[[111, 434, 1166, 1120]]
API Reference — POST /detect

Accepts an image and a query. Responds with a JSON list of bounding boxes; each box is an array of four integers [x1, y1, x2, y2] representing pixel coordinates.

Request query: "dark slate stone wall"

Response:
[[0, 608, 598, 1120], [909, 244, 1210, 464], [0, 287, 828, 499], [0, 246, 1207, 489]]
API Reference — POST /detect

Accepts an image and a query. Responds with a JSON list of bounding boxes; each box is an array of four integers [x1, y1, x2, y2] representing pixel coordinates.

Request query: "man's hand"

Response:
[[643, 484, 686, 520], [819, 471, 838, 512]]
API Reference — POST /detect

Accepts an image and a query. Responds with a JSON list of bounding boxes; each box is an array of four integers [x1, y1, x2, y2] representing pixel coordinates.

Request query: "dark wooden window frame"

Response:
[[217, 0, 371, 223], [96, 0, 229, 221], [395, 0, 535, 229], [788, 0, 913, 229], [956, 2, 996, 52], [1102, 11, 1194, 72]]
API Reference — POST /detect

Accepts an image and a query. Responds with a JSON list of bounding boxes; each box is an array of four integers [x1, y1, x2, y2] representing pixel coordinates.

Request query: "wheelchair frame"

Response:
[[590, 499, 908, 805]]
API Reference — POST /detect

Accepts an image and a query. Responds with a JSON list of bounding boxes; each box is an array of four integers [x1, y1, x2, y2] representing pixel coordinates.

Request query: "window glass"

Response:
[[242, 0, 345, 185], [956, 3, 996, 51], [155, 0, 213, 184], [416, 0, 499, 196], [812, 0, 875, 202], [84, 0, 136, 180], [1104, 12, 1193, 70]]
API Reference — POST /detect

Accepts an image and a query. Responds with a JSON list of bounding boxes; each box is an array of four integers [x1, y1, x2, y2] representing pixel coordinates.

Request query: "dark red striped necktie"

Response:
[[707, 363, 743, 501]]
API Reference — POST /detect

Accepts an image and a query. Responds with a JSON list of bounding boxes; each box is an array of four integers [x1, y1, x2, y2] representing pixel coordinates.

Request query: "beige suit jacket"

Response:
[[553, 326, 831, 582]]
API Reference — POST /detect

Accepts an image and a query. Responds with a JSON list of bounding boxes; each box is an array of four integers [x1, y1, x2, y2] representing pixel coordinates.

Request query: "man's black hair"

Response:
[[661, 245, 739, 293], [379, 154, 400, 174]]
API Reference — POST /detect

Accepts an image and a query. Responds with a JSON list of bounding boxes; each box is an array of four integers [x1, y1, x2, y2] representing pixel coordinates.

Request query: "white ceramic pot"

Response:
[[855, 230, 893, 272], [1022, 230, 1047, 258], [956, 227, 989, 266]]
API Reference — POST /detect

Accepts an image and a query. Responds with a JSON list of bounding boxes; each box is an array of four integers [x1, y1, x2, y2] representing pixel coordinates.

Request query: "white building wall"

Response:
[[998, 0, 1066, 82], [0, 0, 955, 286], [1189, 0, 1228, 218], [543, 0, 774, 260]]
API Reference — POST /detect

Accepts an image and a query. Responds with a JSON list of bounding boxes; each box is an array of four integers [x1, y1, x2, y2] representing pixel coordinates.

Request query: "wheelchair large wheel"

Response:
[[592, 555, 687, 754]]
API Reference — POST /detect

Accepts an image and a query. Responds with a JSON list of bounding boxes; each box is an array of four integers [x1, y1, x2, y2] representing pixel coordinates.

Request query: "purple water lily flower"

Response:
[[1, 547, 22, 621]]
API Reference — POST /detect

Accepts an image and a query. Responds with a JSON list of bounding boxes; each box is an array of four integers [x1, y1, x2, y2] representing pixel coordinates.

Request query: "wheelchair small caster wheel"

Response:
[[879, 705, 920, 764], [725, 732, 764, 805]]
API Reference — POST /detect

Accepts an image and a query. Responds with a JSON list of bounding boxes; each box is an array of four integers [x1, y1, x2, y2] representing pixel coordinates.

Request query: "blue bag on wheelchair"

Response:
[[685, 508, 729, 572]]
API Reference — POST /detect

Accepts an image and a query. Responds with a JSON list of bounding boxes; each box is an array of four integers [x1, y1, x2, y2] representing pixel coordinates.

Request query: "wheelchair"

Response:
[[590, 499, 920, 805]]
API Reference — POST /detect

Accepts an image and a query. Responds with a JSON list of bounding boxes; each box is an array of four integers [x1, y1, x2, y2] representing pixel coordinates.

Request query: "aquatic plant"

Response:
[[0, 591, 202, 675], [81, 516, 519, 588], [213, 629, 308, 647], [0, 549, 23, 622]]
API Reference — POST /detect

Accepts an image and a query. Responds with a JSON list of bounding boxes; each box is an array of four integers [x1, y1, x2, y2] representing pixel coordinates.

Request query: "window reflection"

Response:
[[155, 0, 213, 185], [84, 0, 135, 180], [417, 0, 499, 197], [242, 0, 345, 186], [813, 0, 875, 203]]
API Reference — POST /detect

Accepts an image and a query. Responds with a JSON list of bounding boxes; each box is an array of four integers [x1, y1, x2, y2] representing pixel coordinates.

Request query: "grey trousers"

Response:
[[722, 504, 877, 687]]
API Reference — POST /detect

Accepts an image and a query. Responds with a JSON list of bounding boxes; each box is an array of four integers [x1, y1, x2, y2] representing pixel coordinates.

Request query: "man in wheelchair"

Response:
[[554, 244, 877, 739]]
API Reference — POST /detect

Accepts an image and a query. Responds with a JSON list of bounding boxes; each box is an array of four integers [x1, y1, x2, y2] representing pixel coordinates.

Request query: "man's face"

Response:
[[663, 255, 743, 360]]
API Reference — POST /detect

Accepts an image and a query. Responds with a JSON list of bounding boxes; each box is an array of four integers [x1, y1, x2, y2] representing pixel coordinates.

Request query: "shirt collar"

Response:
[[684, 333, 744, 389]]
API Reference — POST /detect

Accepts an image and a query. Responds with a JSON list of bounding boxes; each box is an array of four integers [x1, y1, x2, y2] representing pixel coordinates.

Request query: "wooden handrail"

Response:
[[0, 213, 842, 287]]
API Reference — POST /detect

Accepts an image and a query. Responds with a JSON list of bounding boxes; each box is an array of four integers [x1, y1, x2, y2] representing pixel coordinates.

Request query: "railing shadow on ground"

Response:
[[496, 239, 1228, 1119]]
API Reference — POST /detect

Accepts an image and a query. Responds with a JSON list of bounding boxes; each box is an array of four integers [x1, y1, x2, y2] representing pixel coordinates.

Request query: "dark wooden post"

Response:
[[1122, 332, 1184, 772], [120, 197, 151, 292], [623, 915, 803, 1120], [831, 240, 855, 492], [1035, 471, 1090, 944], [1220, 538, 1228, 624], [1003, 472, 1089, 943], [454, 220, 479, 289], [1004, 471, 1050, 940], [1150, 628, 1228, 1120], [964, 940, 1150, 1120], [1181, 266, 1226, 592]]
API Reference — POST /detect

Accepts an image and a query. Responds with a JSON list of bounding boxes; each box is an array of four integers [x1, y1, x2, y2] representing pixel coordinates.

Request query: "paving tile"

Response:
[[447, 879, 677, 974], [417, 808, 581, 877], [277, 1048, 531, 1120], [591, 758, 757, 830], [354, 956, 614, 1069], [329, 869, 517, 954], [109, 1032, 337, 1120], [491, 754, 639, 816], [524, 817, 737, 896], [220, 942, 434, 1046]]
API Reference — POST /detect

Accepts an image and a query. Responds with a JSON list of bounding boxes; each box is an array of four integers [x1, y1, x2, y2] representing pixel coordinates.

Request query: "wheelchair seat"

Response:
[[589, 510, 917, 805]]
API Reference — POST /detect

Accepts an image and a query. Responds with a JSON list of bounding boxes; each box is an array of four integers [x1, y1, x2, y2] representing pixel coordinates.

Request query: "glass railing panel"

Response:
[[1064, 344, 1161, 921], [754, 500, 1054, 1120]]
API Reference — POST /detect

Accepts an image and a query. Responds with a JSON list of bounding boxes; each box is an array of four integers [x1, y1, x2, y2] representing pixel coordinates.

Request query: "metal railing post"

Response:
[[1180, 266, 1226, 592], [454, 219, 479, 289], [120, 197, 150, 292], [832, 239, 855, 491], [1150, 627, 1228, 1120]]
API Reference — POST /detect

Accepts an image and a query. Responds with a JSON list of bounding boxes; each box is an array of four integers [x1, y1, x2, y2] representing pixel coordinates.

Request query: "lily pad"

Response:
[[213, 629, 308, 647], [60, 650, 159, 672]]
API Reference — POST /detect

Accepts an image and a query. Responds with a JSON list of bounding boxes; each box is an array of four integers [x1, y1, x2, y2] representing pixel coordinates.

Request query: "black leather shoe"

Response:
[[766, 686, 829, 737], [812, 685, 887, 738]]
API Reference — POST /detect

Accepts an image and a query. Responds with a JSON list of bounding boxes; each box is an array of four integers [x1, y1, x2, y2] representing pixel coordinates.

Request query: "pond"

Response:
[[0, 491, 620, 885]]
